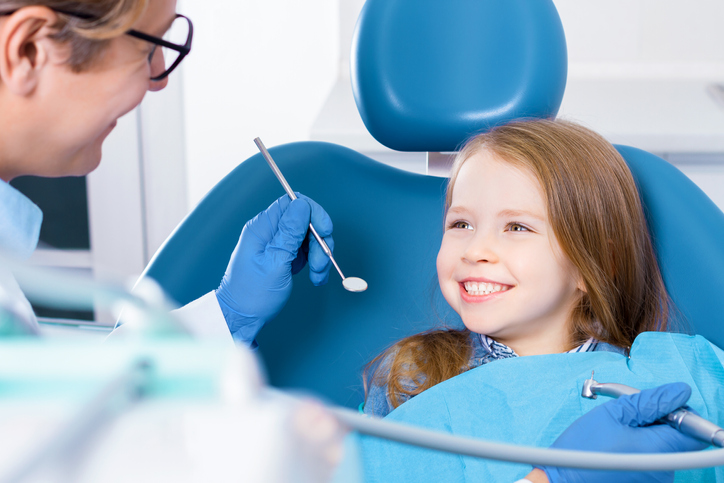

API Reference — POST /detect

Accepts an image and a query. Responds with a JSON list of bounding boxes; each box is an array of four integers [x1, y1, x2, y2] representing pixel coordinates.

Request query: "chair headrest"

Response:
[[351, 0, 568, 153]]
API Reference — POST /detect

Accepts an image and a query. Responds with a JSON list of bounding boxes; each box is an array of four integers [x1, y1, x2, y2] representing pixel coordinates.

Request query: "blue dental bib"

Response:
[[357, 332, 724, 482]]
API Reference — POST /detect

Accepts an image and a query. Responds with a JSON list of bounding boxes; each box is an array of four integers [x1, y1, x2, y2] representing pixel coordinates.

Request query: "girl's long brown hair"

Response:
[[365, 118, 672, 410], [0, 0, 149, 70]]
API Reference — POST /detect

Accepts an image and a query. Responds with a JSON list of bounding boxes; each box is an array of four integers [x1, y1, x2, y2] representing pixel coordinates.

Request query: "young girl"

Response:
[[363, 118, 672, 418]]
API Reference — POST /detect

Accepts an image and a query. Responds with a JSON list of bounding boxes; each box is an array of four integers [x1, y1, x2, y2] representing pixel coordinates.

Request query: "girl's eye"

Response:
[[507, 222, 529, 232], [448, 220, 473, 230]]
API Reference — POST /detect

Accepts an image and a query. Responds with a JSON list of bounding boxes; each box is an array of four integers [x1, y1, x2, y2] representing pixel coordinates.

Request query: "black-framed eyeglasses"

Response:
[[127, 14, 193, 81], [0, 9, 193, 81]]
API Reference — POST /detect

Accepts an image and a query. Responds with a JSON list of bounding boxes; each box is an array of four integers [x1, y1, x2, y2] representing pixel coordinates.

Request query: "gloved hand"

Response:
[[539, 382, 708, 483], [216, 193, 334, 345]]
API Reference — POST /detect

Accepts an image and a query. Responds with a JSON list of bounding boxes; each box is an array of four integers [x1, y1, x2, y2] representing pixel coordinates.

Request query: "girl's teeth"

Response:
[[463, 281, 509, 296]]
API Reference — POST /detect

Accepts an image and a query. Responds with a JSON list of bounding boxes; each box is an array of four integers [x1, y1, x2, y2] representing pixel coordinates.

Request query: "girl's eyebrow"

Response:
[[446, 206, 545, 221], [446, 206, 469, 216], [498, 209, 545, 221]]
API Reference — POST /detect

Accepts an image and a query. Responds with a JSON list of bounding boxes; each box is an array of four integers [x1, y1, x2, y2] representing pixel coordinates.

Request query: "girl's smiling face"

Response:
[[436, 149, 585, 356]]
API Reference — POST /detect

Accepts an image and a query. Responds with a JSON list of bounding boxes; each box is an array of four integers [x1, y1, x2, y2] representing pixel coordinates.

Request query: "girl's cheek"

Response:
[[435, 247, 447, 275]]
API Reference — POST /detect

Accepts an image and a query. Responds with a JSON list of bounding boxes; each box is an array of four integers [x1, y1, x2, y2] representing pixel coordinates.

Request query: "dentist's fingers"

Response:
[[296, 193, 334, 286]]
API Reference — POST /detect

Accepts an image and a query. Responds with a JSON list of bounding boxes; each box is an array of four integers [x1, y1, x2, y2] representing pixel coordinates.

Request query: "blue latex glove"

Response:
[[216, 193, 334, 345], [539, 382, 708, 483]]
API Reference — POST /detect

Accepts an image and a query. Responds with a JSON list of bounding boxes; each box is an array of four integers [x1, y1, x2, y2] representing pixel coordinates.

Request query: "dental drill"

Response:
[[581, 371, 724, 448]]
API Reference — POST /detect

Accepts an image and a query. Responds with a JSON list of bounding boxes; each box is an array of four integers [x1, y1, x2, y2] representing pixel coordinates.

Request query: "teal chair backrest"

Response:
[[351, 0, 567, 152], [139, 0, 724, 407], [141, 143, 460, 407], [616, 145, 724, 347]]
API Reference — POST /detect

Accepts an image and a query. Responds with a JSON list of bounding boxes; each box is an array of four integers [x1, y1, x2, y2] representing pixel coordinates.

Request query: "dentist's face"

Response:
[[436, 150, 584, 355], [36, 0, 176, 177]]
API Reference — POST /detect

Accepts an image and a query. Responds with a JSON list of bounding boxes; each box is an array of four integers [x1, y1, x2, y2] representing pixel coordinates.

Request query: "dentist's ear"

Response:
[[0, 7, 60, 96]]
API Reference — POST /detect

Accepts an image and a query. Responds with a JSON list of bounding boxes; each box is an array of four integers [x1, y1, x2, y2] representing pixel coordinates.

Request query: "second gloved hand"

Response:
[[216, 194, 334, 345], [539, 382, 708, 483]]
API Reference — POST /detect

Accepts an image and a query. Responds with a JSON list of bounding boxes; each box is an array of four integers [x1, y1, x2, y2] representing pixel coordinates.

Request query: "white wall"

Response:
[[556, 0, 724, 79], [179, 0, 339, 209]]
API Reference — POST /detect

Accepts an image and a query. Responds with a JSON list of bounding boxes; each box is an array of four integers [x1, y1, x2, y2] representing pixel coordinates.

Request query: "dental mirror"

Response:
[[254, 137, 368, 293], [342, 277, 368, 293]]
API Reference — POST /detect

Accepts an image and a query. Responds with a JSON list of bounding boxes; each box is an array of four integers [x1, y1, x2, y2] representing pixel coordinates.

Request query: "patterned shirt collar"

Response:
[[0, 179, 42, 260], [479, 333, 598, 361]]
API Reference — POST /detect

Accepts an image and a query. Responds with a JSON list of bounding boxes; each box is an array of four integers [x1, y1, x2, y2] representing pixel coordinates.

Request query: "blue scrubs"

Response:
[[0, 179, 42, 330], [0, 179, 42, 259]]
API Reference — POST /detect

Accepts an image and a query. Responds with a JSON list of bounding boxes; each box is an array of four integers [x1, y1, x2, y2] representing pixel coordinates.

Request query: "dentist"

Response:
[[0, 0, 332, 343]]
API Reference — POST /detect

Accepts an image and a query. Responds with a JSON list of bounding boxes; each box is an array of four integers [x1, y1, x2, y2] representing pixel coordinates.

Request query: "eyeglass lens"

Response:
[[152, 16, 190, 77]]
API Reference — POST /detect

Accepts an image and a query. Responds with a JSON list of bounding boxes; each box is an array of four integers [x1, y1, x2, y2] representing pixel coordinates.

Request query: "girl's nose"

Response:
[[463, 232, 499, 264]]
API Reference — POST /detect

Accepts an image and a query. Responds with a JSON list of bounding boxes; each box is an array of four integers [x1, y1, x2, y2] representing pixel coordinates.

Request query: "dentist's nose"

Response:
[[463, 231, 499, 264], [148, 47, 169, 92], [149, 76, 169, 92]]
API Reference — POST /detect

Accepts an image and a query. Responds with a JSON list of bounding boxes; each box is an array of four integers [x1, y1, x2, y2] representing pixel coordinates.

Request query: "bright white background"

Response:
[[179, 0, 339, 208]]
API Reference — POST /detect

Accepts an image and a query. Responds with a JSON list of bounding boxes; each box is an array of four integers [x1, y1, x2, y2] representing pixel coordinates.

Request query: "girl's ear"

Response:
[[0, 7, 61, 96], [577, 239, 615, 293], [576, 275, 587, 294]]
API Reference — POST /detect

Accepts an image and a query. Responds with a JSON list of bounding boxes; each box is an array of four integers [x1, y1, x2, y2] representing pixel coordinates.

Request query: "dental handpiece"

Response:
[[582, 372, 724, 448]]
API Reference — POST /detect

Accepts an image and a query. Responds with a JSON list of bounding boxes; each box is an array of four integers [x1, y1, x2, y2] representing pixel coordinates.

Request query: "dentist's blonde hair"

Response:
[[0, 0, 149, 70], [365, 118, 671, 410]]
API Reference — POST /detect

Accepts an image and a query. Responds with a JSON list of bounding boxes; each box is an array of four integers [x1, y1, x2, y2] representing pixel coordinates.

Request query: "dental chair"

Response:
[[139, 0, 724, 408]]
